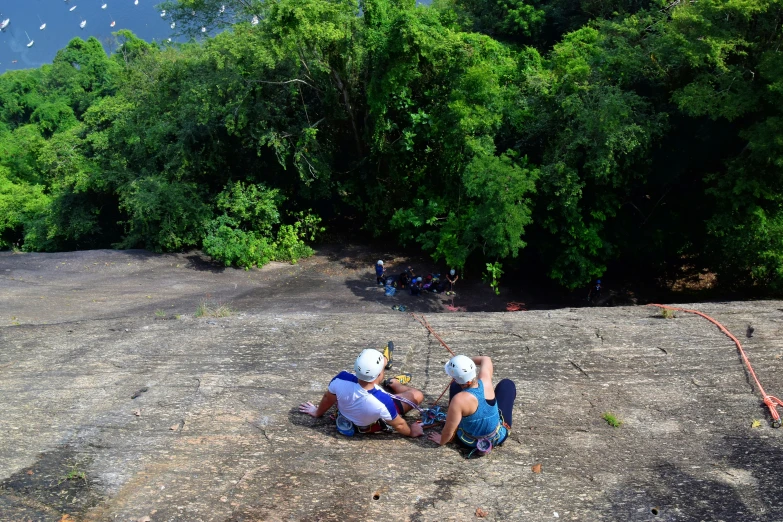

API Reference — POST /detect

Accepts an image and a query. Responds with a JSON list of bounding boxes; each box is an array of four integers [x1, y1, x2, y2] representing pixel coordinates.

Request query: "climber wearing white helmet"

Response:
[[375, 259, 387, 285], [427, 354, 516, 456], [299, 345, 425, 437], [446, 268, 459, 294]]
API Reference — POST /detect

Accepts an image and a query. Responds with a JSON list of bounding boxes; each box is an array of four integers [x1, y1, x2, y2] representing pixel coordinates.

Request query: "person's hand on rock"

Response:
[[299, 401, 318, 417]]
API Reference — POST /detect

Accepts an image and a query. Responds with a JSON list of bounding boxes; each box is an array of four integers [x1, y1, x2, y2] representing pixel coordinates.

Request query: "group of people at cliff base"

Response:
[[299, 344, 517, 457], [375, 260, 459, 296]]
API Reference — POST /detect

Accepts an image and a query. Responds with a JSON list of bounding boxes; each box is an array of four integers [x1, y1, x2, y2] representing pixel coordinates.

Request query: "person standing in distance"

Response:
[[446, 269, 459, 294], [375, 260, 387, 285]]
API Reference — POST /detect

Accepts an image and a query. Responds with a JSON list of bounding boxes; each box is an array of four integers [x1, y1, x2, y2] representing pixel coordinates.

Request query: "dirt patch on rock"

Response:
[[0, 245, 511, 327]]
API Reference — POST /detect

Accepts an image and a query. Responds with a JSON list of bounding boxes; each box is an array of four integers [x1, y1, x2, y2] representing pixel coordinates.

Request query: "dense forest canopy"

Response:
[[1, 0, 781, 291]]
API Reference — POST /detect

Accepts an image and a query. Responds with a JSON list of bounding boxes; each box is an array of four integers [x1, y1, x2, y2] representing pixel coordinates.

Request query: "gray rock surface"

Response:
[[1, 249, 782, 521]]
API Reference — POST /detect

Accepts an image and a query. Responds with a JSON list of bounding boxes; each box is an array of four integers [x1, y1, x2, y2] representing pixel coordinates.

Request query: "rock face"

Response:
[[1, 250, 782, 521]]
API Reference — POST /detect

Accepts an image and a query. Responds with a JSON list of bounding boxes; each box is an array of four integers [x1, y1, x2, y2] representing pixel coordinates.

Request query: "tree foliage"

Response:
[[0, 0, 782, 291]]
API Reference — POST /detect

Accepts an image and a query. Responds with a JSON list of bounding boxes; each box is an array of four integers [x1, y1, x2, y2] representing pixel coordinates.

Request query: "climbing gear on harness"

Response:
[[355, 349, 385, 382], [445, 355, 477, 384], [335, 412, 394, 435], [649, 304, 783, 428], [389, 394, 447, 427], [459, 423, 501, 457], [382, 341, 394, 370], [391, 305, 407, 312], [458, 411, 511, 458], [336, 413, 355, 436]]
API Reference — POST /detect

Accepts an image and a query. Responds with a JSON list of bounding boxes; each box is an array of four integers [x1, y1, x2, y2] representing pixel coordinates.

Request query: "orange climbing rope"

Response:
[[506, 301, 527, 312], [431, 380, 451, 406], [410, 312, 455, 409], [649, 304, 783, 428], [410, 312, 455, 356]]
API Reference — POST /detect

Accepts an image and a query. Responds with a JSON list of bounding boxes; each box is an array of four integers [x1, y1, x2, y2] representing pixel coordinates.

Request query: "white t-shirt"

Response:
[[328, 371, 398, 427]]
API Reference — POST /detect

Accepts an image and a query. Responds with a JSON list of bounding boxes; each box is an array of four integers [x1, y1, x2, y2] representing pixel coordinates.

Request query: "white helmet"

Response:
[[445, 355, 476, 384], [377, 260, 384, 265], [450, 269, 456, 276], [355, 349, 385, 382]]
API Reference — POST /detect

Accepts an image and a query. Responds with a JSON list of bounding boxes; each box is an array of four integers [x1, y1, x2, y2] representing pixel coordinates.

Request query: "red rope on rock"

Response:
[[410, 313, 455, 356], [410, 312, 456, 407], [431, 380, 452, 407], [649, 304, 783, 428]]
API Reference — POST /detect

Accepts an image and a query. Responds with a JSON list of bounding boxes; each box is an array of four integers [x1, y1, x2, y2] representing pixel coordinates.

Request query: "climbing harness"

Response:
[[649, 304, 783, 428], [459, 424, 501, 458], [457, 412, 511, 458], [334, 412, 394, 436], [335, 412, 355, 436]]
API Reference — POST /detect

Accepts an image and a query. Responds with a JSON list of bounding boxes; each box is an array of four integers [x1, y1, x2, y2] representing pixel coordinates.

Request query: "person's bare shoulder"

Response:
[[452, 388, 478, 415]]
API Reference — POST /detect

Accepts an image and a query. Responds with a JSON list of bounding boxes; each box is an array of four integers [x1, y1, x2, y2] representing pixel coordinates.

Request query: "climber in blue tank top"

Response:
[[428, 355, 516, 456]]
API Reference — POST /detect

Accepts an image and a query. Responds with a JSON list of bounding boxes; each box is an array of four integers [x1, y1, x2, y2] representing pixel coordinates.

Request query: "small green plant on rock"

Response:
[[483, 262, 504, 295], [195, 300, 232, 318], [602, 412, 622, 428], [661, 308, 676, 319], [154, 309, 166, 318], [60, 463, 88, 485]]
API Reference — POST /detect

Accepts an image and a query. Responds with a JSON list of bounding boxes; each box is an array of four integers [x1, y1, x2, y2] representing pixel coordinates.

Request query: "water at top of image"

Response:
[[0, 0, 183, 74]]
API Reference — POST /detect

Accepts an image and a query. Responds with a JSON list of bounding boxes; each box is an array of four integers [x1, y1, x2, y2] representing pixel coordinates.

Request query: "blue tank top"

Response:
[[456, 380, 508, 447]]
